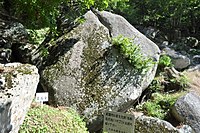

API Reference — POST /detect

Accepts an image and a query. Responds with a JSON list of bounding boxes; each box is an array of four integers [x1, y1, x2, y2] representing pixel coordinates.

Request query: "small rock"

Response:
[[0, 48, 12, 63], [0, 18, 29, 63], [135, 115, 193, 133], [143, 26, 159, 39], [188, 65, 200, 71], [192, 55, 200, 65], [185, 37, 199, 48], [162, 47, 190, 69], [171, 92, 200, 133]]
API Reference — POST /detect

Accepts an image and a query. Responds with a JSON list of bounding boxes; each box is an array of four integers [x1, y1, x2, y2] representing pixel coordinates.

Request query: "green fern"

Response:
[[112, 35, 155, 74]]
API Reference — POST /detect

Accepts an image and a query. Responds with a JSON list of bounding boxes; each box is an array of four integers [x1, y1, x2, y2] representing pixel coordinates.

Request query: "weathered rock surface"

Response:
[[172, 92, 200, 133], [40, 10, 160, 131], [0, 63, 39, 133], [1, 22, 28, 43], [162, 47, 190, 69], [135, 115, 193, 133]]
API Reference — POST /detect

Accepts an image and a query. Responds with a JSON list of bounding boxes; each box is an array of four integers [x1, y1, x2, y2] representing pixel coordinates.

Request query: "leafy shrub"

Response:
[[150, 54, 188, 92], [112, 35, 155, 73], [10, 0, 63, 29], [148, 71, 189, 93], [159, 55, 172, 68], [169, 74, 189, 89], [27, 28, 50, 44], [2, 0, 128, 29], [145, 58, 189, 119], [136, 92, 185, 119], [148, 76, 165, 92], [26, 28, 50, 57]]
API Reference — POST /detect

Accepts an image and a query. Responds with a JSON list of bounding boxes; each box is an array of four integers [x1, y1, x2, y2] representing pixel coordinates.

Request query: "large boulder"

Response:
[[0, 63, 39, 133], [0, 16, 43, 67], [171, 92, 200, 133], [40, 10, 160, 131], [0, 14, 29, 64], [135, 115, 193, 133]]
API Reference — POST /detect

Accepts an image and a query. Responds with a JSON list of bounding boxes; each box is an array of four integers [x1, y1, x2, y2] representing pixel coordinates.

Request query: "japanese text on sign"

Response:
[[35, 92, 48, 102], [103, 111, 135, 133]]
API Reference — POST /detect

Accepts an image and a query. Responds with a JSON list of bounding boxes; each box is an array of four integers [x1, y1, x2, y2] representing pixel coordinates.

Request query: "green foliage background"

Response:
[[3, 0, 127, 29], [115, 0, 200, 40], [2, 0, 199, 40]]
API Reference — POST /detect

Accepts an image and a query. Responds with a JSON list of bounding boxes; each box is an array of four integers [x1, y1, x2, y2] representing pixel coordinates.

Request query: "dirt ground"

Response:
[[185, 68, 200, 96]]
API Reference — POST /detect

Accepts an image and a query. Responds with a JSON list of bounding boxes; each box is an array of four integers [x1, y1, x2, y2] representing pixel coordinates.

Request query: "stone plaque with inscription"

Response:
[[103, 111, 135, 133]]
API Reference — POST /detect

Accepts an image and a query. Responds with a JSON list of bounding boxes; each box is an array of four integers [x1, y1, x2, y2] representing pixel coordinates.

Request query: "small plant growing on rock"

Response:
[[136, 92, 186, 119], [149, 54, 188, 93], [169, 74, 189, 90], [137, 53, 189, 120], [148, 76, 165, 92], [159, 55, 172, 68], [112, 35, 155, 74]]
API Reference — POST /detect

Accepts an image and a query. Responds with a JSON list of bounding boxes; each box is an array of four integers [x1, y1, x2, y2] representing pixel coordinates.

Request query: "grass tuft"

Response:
[[19, 103, 88, 133]]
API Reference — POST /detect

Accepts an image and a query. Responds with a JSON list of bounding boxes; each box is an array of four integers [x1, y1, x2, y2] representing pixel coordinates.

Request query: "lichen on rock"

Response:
[[0, 63, 39, 133]]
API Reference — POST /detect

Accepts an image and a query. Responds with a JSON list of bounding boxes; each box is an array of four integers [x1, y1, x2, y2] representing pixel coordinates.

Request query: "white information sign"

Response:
[[103, 111, 135, 133], [35, 92, 48, 103]]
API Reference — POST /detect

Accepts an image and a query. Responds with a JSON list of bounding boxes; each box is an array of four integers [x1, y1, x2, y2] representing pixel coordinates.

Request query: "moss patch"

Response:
[[16, 65, 33, 75], [4, 73, 13, 89], [19, 102, 88, 133]]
